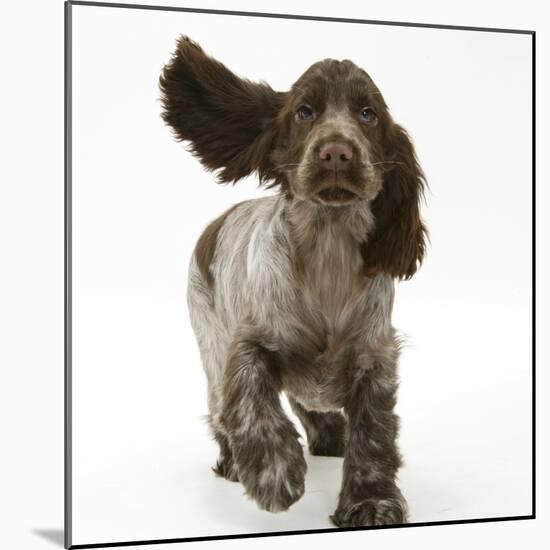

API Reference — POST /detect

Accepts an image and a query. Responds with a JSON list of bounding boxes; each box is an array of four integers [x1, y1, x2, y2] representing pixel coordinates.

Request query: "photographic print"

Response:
[[65, 2, 534, 547]]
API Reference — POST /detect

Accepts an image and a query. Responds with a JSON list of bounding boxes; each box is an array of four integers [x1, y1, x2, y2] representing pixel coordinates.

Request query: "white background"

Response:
[[71, 4, 532, 545], [0, 1, 547, 550]]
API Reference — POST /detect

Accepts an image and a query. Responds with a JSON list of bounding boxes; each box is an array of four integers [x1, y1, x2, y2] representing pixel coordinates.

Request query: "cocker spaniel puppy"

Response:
[[159, 36, 427, 527]]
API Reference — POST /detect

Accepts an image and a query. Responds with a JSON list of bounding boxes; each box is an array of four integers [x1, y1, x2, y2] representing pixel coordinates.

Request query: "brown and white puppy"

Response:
[[159, 36, 427, 527]]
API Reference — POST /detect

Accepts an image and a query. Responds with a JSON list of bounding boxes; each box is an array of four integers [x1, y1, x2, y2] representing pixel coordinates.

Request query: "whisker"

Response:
[[273, 163, 301, 171], [371, 161, 406, 166]]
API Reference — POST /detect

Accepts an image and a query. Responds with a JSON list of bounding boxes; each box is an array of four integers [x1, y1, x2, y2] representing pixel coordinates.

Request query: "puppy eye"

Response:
[[360, 107, 377, 124], [296, 105, 315, 121]]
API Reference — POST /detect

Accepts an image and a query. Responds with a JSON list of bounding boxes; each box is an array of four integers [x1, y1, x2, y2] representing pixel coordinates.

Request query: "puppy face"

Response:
[[273, 60, 388, 206], [160, 37, 427, 279]]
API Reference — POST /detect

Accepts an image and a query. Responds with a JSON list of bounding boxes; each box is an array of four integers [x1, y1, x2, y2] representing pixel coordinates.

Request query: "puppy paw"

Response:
[[331, 487, 408, 527], [238, 435, 307, 512]]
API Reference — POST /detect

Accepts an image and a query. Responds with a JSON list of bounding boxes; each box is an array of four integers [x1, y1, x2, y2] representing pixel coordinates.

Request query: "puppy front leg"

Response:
[[332, 356, 408, 527], [221, 326, 307, 512]]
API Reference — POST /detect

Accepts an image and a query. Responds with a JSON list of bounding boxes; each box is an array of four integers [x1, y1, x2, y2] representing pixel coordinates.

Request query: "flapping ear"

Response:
[[159, 36, 284, 184], [362, 124, 428, 280]]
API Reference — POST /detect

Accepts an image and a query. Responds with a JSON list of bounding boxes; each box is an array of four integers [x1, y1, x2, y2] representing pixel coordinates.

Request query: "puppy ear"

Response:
[[362, 124, 428, 280], [159, 36, 284, 184]]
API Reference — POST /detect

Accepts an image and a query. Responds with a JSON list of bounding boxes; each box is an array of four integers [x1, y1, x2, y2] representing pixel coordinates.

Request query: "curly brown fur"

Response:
[[159, 37, 284, 185]]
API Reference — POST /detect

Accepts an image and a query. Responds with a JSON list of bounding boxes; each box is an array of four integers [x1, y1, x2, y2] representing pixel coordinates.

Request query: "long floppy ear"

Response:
[[362, 124, 428, 280], [159, 36, 284, 184]]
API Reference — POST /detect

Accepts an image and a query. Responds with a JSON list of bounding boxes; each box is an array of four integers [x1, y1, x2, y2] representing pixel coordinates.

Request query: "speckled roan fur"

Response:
[[160, 36, 427, 526]]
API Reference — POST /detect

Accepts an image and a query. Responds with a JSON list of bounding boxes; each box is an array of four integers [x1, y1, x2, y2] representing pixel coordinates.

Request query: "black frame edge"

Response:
[[68, 516, 535, 549], [531, 30, 536, 519], [64, 1, 73, 548], [68, 0, 534, 34]]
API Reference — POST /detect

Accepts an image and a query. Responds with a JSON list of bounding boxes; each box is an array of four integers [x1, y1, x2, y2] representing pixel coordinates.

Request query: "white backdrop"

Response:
[[2, 1, 548, 550], [69, 4, 533, 546]]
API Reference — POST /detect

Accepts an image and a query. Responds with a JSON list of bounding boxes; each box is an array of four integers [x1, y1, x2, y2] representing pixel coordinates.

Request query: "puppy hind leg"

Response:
[[187, 262, 237, 481], [288, 397, 346, 457], [206, 387, 239, 482], [210, 421, 239, 482]]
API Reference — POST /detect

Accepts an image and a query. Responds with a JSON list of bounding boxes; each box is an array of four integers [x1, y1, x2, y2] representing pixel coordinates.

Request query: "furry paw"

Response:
[[237, 434, 307, 512], [331, 487, 408, 527]]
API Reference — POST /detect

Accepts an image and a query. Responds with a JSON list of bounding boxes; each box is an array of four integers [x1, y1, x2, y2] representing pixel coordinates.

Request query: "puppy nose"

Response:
[[319, 142, 353, 169]]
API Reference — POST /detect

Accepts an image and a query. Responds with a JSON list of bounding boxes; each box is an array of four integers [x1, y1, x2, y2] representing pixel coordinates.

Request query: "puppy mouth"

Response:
[[306, 166, 365, 205], [316, 186, 359, 205]]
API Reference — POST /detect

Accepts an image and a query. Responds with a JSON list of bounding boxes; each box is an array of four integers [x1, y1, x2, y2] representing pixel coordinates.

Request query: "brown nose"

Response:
[[319, 142, 353, 169]]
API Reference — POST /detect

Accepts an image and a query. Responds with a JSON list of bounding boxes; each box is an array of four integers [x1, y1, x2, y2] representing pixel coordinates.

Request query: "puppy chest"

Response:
[[299, 237, 365, 324], [283, 368, 347, 412], [280, 335, 353, 412]]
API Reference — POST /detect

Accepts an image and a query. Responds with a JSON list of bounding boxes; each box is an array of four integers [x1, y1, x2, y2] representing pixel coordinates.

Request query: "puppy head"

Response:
[[160, 37, 427, 279], [273, 59, 391, 206]]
